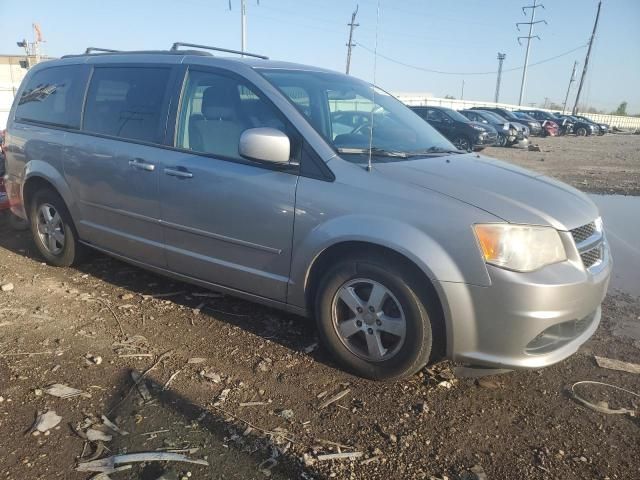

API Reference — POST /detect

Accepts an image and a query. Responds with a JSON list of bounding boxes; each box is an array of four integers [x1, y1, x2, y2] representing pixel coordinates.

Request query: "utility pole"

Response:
[[345, 5, 359, 74], [572, 0, 601, 115], [517, 0, 547, 105], [241, 0, 247, 53], [461, 80, 465, 100], [494, 52, 506, 103], [562, 61, 578, 114]]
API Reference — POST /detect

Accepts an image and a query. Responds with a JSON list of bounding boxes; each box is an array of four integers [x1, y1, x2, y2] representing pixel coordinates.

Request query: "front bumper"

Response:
[[441, 232, 611, 369], [472, 132, 498, 150]]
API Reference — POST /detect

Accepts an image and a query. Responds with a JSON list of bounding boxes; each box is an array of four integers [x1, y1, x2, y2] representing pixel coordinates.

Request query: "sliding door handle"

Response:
[[164, 167, 193, 179]]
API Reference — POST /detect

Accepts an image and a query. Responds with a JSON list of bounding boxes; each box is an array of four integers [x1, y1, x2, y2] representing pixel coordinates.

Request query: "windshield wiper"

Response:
[[336, 147, 409, 158], [407, 146, 465, 156]]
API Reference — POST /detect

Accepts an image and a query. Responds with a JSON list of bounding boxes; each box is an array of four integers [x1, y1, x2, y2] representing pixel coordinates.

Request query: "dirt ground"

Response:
[[484, 133, 640, 195], [1, 135, 640, 480]]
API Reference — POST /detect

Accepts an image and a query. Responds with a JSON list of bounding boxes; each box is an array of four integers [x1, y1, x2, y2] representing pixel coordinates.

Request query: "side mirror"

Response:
[[239, 127, 290, 164]]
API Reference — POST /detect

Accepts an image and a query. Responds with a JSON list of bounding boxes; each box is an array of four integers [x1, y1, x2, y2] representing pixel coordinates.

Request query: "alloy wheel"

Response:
[[331, 278, 407, 362], [36, 203, 65, 255], [453, 137, 471, 151]]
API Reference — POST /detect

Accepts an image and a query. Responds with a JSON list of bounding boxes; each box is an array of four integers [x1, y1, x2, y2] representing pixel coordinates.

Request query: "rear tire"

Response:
[[497, 134, 507, 147], [29, 189, 84, 267], [315, 253, 433, 381]]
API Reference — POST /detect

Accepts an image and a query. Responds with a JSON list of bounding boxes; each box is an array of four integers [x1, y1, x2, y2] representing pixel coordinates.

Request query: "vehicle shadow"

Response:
[[0, 225, 338, 373], [79, 368, 311, 479]]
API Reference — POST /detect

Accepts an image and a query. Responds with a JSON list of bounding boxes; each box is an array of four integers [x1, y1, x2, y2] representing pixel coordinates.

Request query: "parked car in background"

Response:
[[459, 109, 520, 147], [410, 106, 498, 151], [555, 114, 596, 136], [510, 111, 542, 136], [573, 115, 609, 135], [0, 129, 8, 211], [4, 46, 611, 380], [518, 109, 574, 136], [513, 111, 558, 137]]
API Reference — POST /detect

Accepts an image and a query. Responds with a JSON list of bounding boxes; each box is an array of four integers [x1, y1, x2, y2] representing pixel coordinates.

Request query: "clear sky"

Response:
[[1, 0, 638, 113]]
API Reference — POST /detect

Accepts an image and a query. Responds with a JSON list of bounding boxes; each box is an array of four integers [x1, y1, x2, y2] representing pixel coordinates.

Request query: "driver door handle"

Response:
[[164, 167, 193, 179]]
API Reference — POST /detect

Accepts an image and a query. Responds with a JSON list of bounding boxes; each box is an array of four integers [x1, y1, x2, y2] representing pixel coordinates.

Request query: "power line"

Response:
[[345, 5, 359, 74], [355, 41, 587, 76], [517, 0, 547, 105]]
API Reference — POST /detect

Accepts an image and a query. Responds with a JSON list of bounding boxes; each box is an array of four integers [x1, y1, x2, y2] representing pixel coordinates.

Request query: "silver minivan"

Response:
[[3, 44, 611, 380]]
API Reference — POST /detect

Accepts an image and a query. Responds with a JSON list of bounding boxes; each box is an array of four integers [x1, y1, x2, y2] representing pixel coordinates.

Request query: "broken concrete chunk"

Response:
[[45, 383, 88, 399], [1, 283, 15, 292], [86, 428, 113, 442], [595, 355, 640, 374], [33, 410, 62, 433]]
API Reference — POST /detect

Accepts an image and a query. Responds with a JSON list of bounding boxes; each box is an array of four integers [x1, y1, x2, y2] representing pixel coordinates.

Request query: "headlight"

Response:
[[502, 124, 509, 131], [473, 224, 567, 272], [470, 124, 485, 131]]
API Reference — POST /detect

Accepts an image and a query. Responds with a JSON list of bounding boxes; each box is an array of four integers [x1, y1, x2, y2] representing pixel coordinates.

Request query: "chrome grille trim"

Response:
[[570, 221, 604, 271]]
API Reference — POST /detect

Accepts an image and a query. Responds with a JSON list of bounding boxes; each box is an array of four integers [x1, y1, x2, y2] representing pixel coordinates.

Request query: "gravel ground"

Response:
[[1, 135, 639, 480], [484, 133, 640, 195]]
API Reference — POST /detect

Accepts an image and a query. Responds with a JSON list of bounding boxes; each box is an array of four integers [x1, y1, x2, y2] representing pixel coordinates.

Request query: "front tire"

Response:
[[452, 136, 472, 152], [29, 189, 83, 267], [576, 126, 588, 136], [497, 134, 507, 147], [315, 254, 433, 380]]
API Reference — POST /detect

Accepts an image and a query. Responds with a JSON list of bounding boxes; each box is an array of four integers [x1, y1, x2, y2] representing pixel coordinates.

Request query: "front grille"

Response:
[[580, 247, 602, 269], [571, 222, 596, 244]]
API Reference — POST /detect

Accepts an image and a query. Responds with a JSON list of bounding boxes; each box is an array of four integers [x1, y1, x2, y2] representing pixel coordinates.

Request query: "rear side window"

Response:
[[83, 67, 171, 143], [15, 65, 86, 128]]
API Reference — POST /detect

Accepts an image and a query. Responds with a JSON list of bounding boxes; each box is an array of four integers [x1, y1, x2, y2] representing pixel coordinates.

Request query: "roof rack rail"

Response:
[[84, 47, 121, 54], [170, 42, 269, 60]]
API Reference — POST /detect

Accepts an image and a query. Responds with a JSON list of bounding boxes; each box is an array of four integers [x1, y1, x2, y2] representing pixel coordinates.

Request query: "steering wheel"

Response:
[[351, 122, 372, 136]]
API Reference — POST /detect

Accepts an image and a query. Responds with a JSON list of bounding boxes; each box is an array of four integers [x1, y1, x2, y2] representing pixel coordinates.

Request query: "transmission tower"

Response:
[[345, 5, 359, 74], [517, 0, 547, 105], [494, 53, 506, 103]]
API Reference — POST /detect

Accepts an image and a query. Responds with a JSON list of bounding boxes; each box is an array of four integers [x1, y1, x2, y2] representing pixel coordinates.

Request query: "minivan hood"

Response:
[[374, 153, 598, 230]]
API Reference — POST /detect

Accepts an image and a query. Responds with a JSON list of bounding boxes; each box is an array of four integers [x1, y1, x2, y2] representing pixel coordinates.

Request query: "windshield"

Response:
[[480, 111, 507, 123], [259, 69, 455, 161], [440, 108, 471, 123]]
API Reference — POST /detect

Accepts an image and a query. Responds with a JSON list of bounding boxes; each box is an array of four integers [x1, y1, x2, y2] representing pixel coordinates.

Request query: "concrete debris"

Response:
[[595, 355, 640, 374], [187, 357, 207, 364], [33, 410, 62, 433], [1, 283, 14, 292], [86, 428, 113, 442], [528, 144, 542, 152], [201, 370, 221, 383], [45, 383, 89, 399], [76, 452, 209, 473], [277, 409, 294, 420], [317, 451, 363, 461], [101, 415, 129, 436], [214, 388, 231, 406], [239, 401, 269, 407], [318, 388, 350, 409], [86, 354, 103, 365], [476, 378, 501, 389], [119, 293, 134, 300]]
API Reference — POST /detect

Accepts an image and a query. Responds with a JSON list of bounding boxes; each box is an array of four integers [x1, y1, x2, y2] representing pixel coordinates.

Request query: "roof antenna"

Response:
[[366, 0, 381, 172]]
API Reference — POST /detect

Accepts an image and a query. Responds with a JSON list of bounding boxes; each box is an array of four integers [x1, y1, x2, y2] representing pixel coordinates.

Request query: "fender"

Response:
[[287, 213, 490, 305]]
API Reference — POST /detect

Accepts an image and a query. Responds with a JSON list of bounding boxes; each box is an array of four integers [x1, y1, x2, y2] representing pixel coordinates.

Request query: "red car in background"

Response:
[[1, 130, 27, 229]]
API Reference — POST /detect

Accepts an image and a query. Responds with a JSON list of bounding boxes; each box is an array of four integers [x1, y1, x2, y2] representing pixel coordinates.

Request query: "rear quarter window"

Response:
[[15, 65, 87, 128]]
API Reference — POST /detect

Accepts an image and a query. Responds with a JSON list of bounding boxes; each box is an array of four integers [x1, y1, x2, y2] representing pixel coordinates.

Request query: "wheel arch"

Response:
[[21, 161, 77, 220]]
